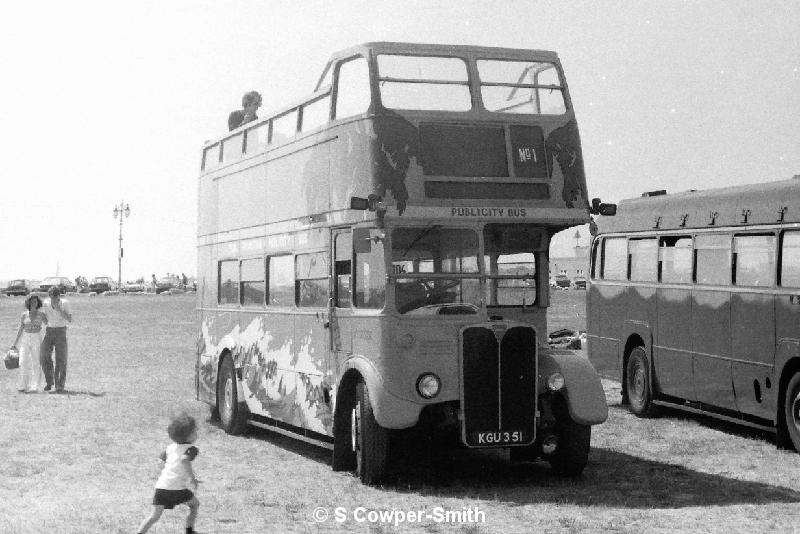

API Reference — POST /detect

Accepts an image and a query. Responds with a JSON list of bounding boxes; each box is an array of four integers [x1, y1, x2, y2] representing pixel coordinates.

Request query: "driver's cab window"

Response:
[[483, 224, 545, 307]]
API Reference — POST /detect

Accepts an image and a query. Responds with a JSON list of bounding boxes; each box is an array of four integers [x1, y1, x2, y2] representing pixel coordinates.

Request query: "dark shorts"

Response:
[[152, 488, 194, 509]]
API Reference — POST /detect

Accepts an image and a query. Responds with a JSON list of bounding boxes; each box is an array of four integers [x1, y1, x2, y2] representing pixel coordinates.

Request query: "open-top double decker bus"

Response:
[[588, 177, 800, 451], [196, 42, 608, 484]]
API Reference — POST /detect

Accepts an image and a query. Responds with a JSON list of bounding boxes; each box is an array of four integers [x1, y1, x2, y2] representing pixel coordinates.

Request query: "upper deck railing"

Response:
[[200, 42, 591, 227]]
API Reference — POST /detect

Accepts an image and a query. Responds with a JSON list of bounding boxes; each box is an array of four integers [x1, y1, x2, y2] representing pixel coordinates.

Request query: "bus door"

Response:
[[692, 234, 736, 410], [730, 234, 777, 419], [655, 236, 695, 400]]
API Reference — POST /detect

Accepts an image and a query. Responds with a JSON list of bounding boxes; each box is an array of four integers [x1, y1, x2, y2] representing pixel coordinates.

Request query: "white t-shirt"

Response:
[[44, 298, 72, 328], [155, 443, 199, 490]]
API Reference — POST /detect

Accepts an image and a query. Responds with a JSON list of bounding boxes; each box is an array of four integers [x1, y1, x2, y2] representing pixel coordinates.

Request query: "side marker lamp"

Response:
[[416, 373, 441, 399]]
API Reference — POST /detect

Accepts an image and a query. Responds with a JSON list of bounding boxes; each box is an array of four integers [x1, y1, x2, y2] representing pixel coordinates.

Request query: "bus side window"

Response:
[[334, 56, 370, 120], [301, 94, 331, 132], [695, 234, 731, 285], [203, 143, 220, 171], [272, 110, 298, 145], [335, 233, 352, 308], [781, 231, 800, 287], [659, 236, 692, 283], [222, 133, 243, 163], [218, 260, 239, 305], [296, 251, 329, 307], [601, 237, 627, 280], [240, 257, 265, 306], [355, 230, 386, 309], [733, 234, 776, 287], [245, 123, 268, 155], [629, 238, 658, 282], [268, 255, 294, 306]]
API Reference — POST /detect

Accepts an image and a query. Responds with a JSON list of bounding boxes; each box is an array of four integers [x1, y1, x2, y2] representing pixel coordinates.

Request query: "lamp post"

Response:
[[112, 201, 131, 289]]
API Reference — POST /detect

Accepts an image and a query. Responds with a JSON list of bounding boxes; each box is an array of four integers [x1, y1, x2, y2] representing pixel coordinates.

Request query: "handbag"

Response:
[[4, 347, 19, 370]]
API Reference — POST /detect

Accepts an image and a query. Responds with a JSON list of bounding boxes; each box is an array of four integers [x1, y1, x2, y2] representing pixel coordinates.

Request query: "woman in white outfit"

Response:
[[11, 294, 48, 392]]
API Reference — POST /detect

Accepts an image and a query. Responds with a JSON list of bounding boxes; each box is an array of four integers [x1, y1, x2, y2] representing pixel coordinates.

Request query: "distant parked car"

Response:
[[37, 277, 76, 294], [89, 276, 114, 293], [122, 281, 146, 293], [554, 274, 571, 288], [572, 276, 587, 289], [6, 279, 35, 296], [155, 277, 175, 294]]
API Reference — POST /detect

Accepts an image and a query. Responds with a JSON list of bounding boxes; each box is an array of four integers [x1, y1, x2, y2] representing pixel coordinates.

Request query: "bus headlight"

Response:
[[547, 372, 565, 391], [416, 373, 441, 399]]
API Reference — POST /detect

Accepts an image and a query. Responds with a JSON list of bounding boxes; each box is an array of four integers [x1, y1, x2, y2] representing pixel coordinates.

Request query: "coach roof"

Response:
[[595, 176, 800, 234]]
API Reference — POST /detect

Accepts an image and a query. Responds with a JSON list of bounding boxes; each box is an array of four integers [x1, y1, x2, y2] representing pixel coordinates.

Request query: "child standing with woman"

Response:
[[11, 294, 48, 392], [137, 413, 200, 534]]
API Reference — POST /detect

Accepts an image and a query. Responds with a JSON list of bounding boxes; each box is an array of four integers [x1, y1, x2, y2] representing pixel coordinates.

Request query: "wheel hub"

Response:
[[792, 391, 800, 430], [224, 378, 233, 418]]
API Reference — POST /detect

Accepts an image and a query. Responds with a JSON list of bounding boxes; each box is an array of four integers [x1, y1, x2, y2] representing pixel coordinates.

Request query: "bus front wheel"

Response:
[[351, 381, 388, 485], [217, 356, 249, 435], [626, 347, 658, 417], [783, 371, 800, 452], [548, 419, 590, 476]]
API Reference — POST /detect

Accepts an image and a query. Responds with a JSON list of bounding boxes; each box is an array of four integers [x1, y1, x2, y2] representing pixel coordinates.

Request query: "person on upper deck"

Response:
[[228, 91, 262, 131]]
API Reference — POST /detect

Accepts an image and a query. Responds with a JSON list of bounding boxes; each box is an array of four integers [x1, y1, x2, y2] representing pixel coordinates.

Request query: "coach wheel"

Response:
[[783, 372, 800, 452], [626, 347, 658, 417], [217, 355, 248, 435], [351, 380, 388, 485]]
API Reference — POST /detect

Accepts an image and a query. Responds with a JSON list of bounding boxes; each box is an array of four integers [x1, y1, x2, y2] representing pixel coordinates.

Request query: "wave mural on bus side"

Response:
[[197, 315, 334, 435]]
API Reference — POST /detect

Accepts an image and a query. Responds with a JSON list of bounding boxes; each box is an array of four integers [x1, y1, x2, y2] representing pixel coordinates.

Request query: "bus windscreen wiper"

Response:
[[402, 225, 440, 257]]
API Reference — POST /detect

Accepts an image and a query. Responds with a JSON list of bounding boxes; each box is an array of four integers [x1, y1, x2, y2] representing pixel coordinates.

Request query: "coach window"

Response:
[[218, 260, 239, 305], [659, 236, 692, 283], [602, 237, 628, 280], [695, 234, 731, 285], [781, 231, 800, 287], [296, 252, 330, 307], [733, 234, 776, 287], [355, 229, 386, 309], [335, 233, 352, 308], [240, 258, 265, 306], [335, 56, 370, 119], [629, 238, 658, 282], [268, 255, 294, 306]]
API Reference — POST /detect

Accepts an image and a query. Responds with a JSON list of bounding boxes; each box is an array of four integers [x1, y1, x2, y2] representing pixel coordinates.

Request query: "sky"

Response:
[[0, 0, 798, 282]]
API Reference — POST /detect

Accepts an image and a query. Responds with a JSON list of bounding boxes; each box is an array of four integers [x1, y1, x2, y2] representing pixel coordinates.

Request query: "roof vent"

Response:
[[642, 190, 667, 197]]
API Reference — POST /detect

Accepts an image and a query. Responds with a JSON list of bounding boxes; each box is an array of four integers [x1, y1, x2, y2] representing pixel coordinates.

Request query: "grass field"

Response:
[[1, 291, 799, 534]]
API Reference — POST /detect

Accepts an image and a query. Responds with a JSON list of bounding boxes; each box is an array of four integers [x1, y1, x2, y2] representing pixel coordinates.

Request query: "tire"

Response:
[[626, 347, 658, 417], [548, 419, 591, 477], [217, 355, 249, 435], [783, 371, 800, 452], [331, 384, 356, 471], [352, 381, 388, 485]]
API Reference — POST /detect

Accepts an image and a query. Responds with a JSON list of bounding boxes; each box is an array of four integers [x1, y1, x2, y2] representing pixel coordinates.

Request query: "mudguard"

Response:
[[340, 356, 422, 430], [540, 349, 608, 425]]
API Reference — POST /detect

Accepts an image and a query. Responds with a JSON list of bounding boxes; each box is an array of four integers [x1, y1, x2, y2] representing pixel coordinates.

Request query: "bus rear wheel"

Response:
[[351, 381, 388, 485], [626, 347, 658, 417], [217, 355, 249, 435], [783, 371, 800, 452]]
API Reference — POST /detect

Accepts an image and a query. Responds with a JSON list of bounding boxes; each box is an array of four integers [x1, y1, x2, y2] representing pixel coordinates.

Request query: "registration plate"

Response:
[[472, 430, 530, 446]]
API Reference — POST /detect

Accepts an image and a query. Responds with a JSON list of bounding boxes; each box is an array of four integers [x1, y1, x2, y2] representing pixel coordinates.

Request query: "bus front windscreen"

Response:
[[391, 227, 481, 315]]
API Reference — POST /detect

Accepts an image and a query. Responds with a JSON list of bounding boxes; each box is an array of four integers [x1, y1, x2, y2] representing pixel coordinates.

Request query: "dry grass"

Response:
[[0, 292, 798, 533]]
